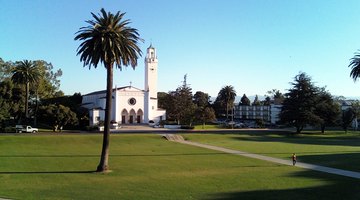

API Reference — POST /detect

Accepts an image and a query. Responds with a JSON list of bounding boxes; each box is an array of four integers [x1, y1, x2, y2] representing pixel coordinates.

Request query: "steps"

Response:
[[161, 134, 185, 141]]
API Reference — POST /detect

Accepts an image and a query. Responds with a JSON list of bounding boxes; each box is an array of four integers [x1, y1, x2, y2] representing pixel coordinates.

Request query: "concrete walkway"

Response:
[[167, 136, 360, 179]]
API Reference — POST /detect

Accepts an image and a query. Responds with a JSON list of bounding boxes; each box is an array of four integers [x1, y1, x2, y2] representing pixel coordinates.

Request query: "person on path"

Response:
[[292, 153, 297, 166]]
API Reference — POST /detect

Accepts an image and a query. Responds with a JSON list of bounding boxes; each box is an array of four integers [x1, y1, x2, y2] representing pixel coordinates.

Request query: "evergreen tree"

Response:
[[280, 72, 321, 133], [240, 94, 250, 106]]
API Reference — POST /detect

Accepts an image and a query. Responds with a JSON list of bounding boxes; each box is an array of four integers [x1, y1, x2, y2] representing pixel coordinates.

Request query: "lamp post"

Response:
[[231, 106, 234, 129]]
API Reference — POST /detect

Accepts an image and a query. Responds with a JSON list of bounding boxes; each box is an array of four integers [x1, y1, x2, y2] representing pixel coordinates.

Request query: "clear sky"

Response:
[[1, 0, 360, 99]]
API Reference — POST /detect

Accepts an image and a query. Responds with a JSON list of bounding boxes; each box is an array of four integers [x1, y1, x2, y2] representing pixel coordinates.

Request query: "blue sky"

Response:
[[1, 0, 360, 98]]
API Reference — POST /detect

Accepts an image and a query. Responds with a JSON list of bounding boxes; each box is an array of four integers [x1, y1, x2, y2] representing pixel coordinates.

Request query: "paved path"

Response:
[[169, 137, 360, 179]]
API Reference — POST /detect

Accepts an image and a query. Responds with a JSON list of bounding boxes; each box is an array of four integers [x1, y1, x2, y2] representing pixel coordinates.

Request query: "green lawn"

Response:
[[0, 133, 360, 200], [184, 131, 360, 172]]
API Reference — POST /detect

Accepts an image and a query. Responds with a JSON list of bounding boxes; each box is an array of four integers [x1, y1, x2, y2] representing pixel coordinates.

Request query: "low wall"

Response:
[[164, 125, 181, 129]]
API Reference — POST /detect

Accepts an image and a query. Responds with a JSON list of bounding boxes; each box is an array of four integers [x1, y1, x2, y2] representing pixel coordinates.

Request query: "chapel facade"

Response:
[[82, 45, 166, 126]]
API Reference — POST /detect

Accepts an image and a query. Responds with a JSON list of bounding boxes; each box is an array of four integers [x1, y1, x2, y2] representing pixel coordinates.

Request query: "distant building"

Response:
[[82, 45, 166, 126], [234, 104, 282, 124]]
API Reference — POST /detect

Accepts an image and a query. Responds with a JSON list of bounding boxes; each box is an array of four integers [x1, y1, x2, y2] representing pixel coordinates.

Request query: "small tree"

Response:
[[314, 88, 340, 133], [216, 86, 236, 120], [240, 94, 250, 106], [342, 108, 355, 133], [252, 95, 261, 106], [196, 107, 216, 129], [38, 104, 78, 131], [193, 91, 215, 128]]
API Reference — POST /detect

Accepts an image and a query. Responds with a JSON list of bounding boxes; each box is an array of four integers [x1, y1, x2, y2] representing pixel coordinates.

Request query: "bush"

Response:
[[84, 125, 99, 131], [163, 120, 178, 125], [4, 126, 16, 133], [180, 125, 194, 129]]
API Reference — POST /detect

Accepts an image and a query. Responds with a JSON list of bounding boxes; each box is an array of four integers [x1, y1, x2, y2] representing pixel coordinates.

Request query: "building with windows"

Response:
[[234, 104, 282, 124], [82, 45, 166, 126]]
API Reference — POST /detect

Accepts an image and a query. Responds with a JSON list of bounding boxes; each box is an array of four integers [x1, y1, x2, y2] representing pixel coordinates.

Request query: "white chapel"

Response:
[[82, 45, 166, 126]]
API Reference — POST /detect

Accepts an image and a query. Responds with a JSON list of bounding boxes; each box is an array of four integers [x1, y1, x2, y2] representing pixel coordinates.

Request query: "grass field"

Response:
[[184, 131, 360, 172], [0, 133, 360, 200]]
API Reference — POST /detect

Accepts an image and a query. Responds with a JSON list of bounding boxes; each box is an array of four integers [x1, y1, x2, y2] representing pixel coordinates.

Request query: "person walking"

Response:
[[292, 153, 297, 166]]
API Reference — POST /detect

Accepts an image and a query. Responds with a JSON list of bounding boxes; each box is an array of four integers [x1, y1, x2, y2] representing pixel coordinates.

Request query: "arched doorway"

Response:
[[137, 109, 143, 123], [129, 109, 136, 124], [121, 109, 128, 124]]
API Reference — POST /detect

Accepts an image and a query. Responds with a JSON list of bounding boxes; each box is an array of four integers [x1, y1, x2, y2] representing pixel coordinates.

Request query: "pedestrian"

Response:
[[292, 153, 297, 166]]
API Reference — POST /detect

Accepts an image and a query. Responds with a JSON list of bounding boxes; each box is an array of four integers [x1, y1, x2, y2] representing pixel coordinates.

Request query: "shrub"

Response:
[[180, 125, 194, 129], [4, 126, 16, 133]]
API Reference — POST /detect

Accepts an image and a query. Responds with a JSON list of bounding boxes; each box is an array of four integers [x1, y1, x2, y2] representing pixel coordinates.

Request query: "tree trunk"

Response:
[[97, 64, 113, 172], [296, 126, 303, 134], [25, 81, 29, 119], [321, 124, 325, 134]]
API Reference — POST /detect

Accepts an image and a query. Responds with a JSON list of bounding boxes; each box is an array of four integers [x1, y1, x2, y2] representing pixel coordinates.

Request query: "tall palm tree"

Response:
[[349, 52, 360, 81], [217, 85, 236, 119], [11, 60, 41, 119], [75, 8, 143, 172]]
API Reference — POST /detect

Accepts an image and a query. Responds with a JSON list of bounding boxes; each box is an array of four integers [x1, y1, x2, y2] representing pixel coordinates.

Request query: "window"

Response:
[[128, 98, 136, 105]]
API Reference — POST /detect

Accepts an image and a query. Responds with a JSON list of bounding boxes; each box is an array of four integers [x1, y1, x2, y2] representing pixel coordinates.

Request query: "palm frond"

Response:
[[349, 52, 360, 81]]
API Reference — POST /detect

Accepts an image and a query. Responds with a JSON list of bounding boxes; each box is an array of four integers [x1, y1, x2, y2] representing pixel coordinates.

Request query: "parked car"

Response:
[[15, 125, 38, 133], [234, 123, 246, 128]]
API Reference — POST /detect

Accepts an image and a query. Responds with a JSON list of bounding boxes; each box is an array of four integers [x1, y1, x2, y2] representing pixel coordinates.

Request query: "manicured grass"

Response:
[[193, 124, 222, 130], [0, 133, 360, 200], [184, 131, 360, 172]]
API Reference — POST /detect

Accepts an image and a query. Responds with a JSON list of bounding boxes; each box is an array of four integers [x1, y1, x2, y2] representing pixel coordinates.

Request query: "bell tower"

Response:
[[144, 44, 158, 123]]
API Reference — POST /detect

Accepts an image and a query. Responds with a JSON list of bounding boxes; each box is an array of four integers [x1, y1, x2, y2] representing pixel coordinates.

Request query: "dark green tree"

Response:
[[342, 101, 360, 132], [0, 58, 12, 81], [193, 91, 210, 108], [173, 84, 196, 125], [342, 108, 355, 133], [193, 91, 215, 128], [75, 8, 143, 172], [157, 92, 170, 110], [196, 107, 216, 129], [263, 96, 271, 106], [0, 79, 17, 122], [38, 104, 78, 131], [239, 94, 250, 106], [280, 72, 321, 133], [216, 85, 236, 120], [34, 60, 63, 99], [314, 88, 341, 133], [252, 95, 261, 106], [266, 89, 284, 104]]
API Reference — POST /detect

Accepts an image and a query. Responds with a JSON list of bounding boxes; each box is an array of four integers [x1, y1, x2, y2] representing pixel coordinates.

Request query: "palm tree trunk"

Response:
[[226, 103, 229, 120], [25, 81, 29, 119], [97, 64, 113, 172]]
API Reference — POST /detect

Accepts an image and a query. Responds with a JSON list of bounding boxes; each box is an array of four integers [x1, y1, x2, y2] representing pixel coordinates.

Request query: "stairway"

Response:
[[161, 134, 185, 141]]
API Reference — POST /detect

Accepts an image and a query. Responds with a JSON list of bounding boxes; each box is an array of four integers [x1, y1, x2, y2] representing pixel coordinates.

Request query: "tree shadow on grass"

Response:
[[0, 152, 229, 158], [0, 170, 96, 174], [0, 152, 231, 175], [231, 134, 360, 147], [297, 153, 360, 172], [204, 170, 360, 200]]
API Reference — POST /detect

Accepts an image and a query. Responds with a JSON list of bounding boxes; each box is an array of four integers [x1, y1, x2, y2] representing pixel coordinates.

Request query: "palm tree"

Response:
[[74, 8, 143, 172], [349, 51, 360, 81], [217, 85, 236, 119], [11, 60, 41, 119]]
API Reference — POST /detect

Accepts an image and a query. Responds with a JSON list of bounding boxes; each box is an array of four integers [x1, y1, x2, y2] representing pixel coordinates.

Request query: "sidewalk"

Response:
[[175, 139, 360, 179]]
